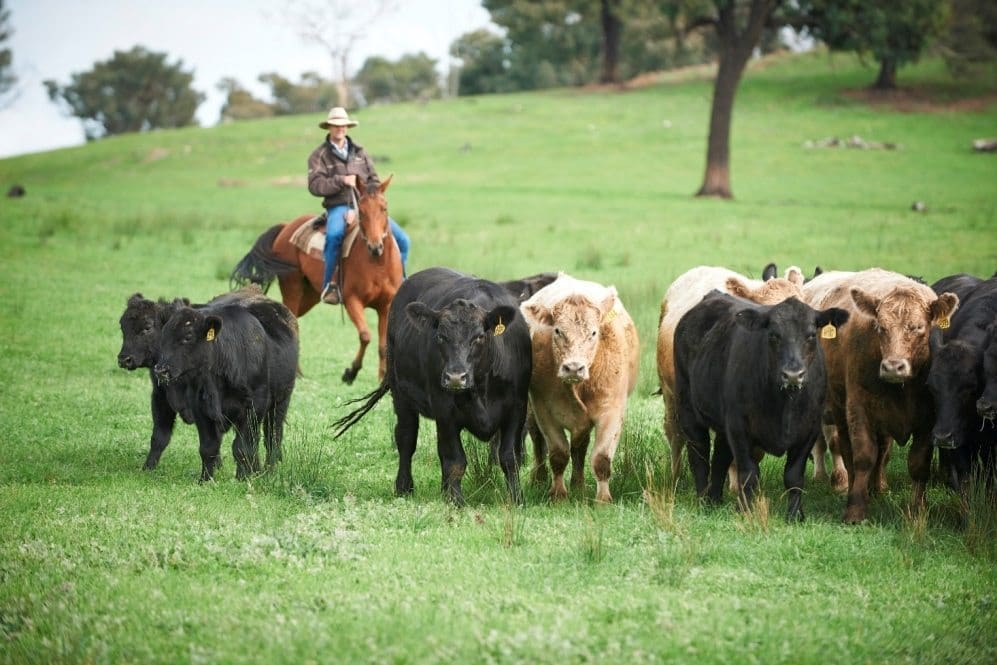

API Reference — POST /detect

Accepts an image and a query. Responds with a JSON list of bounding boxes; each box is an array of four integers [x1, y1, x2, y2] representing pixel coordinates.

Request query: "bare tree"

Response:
[[0, 0, 19, 110], [274, 0, 398, 108]]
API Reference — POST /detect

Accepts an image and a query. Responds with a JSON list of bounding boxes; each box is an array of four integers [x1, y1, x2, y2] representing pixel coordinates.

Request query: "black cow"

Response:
[[154, 293, 299, 481], [334, 267, 532, 505], [927, 276, 997, 490], [118, 293, 196, 469], [674, 292, 850, 520], [497, 271, 559, 302]]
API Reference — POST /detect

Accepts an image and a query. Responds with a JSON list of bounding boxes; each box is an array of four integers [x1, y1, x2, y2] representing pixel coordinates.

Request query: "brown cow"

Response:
[[657, 266, 805, 479], [521, 274, 639, 503], [803, 269, 959, 522]]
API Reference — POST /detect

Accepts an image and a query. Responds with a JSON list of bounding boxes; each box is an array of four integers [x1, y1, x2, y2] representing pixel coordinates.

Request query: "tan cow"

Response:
[[521, 274, 639, 503], [803, 268, 959, 523], [657, 266, 805, 478]]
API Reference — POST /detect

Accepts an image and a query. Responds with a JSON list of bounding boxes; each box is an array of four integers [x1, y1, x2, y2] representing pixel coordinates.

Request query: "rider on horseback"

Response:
[[308, 107, 409, 305]]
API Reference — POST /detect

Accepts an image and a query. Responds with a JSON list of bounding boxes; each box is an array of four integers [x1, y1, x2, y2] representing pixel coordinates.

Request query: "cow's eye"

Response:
[[590, 329, 598, 339], [436, 334, 447, 345], [553, 327, 562, 337], [806, 332, 816, 342], [473, 333, 485, 345]]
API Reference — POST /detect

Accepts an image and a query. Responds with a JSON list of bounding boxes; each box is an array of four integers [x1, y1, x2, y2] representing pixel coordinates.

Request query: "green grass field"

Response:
[[1, 51, 996, 663]]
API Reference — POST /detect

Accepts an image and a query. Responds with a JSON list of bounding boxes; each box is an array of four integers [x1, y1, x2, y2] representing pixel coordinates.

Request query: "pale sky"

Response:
[[0, 0, 494, 158]]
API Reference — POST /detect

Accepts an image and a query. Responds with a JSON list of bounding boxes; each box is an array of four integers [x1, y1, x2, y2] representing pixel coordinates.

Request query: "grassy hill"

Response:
[[1, 51, 995, 663]]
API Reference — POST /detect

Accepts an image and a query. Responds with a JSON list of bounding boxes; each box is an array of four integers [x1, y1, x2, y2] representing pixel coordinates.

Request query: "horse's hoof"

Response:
[[342, 368, 356, 384]]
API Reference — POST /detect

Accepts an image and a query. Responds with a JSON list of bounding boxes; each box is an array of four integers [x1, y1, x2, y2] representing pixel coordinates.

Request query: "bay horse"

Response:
[[231, 175, 402, 384]]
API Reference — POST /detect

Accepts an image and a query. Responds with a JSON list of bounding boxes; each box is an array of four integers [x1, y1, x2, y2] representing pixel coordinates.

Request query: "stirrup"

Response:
[[321, 282, 341, 305]]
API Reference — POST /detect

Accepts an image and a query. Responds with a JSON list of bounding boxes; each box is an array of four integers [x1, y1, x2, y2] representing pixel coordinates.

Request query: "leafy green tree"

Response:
[[0, 0, 17, 108], [791, 0, 947, 89], [938, 0, 997, 79], [44, 46, 204, 140], [355, 53, 440, 104], [258, 71, 338, 115], [450, 29, 518, 96], [216, 78, 274, 122]]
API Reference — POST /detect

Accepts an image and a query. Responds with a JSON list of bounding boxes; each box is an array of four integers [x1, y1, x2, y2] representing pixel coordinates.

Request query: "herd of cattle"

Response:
[[117, 263, 997, 523]]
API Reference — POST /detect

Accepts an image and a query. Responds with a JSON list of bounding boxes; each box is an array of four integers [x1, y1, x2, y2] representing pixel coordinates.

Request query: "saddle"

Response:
[[289, 210, 361, 261]]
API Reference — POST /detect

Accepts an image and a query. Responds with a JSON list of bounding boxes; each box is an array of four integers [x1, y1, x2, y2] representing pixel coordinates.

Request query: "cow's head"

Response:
[[976, 325, 997, 423], [154, 304, 222, 385], [522, 290, 617, 384], [406, 298, 515, 392], [735, 297, 850, 391], [726, 269, 804, 305], [850, 286, 959, 383], [117, 293, 187, 370], [927, 336, 983, 449]]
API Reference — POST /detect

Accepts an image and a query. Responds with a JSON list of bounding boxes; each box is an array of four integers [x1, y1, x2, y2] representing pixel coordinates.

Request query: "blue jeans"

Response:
[[322, 205, 410, 288]]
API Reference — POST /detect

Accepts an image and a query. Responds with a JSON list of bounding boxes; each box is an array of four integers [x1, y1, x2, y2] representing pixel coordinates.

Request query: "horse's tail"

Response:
[[332, 380, 391, 440], [230, 224, 297, 293]]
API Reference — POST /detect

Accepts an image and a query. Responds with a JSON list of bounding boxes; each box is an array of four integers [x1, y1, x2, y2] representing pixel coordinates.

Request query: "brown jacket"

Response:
[[307, 136, 381, 209]]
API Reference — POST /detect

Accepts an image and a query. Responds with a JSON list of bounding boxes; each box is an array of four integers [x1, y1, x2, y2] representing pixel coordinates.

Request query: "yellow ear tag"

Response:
[[206, 328, 216, 342], [820, 323, 837, 340], [937, 316, 950, 330], [603, 308, 617, 323], [493, 317, 506, 337]]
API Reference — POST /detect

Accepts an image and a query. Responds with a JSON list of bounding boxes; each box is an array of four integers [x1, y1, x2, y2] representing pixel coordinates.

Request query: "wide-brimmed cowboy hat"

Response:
[[319, 107, 358, 129]]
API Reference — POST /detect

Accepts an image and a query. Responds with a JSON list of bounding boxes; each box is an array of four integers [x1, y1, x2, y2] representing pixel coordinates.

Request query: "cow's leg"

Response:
[[263, 394, 290, 468], [341, 299, 371, 385], [527, 408, 549, 486], [435, 421, 467, 506], [873, 436, 892, 493], [662, 389, 685, 479], [784, 443, 812, 522], [728, 425, 760, 511], [811, 430, 828, 482], [232, 413, 261, 480], [195, 419, 223, 481], [842, 400, 875, 524], [376, 307, 389, 382], [827, 423, 849, 491], [145, 388, 177, 470], [569, 427, 592, 496], [708, 434, 733, 504], [908, 431, 933, 515], [685, 425, 712, 499], [496, 412, 525, 505], [393, 400, 419, 496], [531, 402, 570, 500], [591, 406, 625, 504]]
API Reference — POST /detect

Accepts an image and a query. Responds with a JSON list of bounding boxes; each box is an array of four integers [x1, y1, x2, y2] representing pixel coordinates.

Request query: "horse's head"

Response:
[[356, 174, 393, 257]]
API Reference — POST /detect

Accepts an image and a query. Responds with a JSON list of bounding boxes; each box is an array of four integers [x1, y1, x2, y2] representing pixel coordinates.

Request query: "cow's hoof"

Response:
[[842, 507, 867, 524], [549, 488, 568, 502]]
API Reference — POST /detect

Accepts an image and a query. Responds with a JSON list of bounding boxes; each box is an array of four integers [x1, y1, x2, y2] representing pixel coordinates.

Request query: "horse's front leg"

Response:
[[342, 298, 370, 385]]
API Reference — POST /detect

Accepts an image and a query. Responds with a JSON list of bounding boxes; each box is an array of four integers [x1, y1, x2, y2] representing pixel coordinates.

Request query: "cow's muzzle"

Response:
[[558, 361, 588, 384], [442, 370, 470, 392], [780, 367, 806, 391], [932, 432, 958, 450], [118, 354, 137, 370], [879, 358, 912, 383]]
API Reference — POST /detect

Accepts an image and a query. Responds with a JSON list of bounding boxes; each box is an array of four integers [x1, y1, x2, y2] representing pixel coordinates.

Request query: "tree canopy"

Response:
[[354, 52, 440, 105], [0, 0, 16, 108], [44, 46, 204, 140]]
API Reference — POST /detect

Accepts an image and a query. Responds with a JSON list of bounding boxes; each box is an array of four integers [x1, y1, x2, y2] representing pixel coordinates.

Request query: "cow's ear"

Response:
[[406, 302, 439, 331], [521, 303, 553, 328], [485, 305, 516, 334], [762, 263, 777, 281], [930, 293, 959, 327], [816, 307, 850, 330], [735, 308, 768, 331], [725, 277, 753, 300], [598, 289, 617, 318], [785, 266, 805, 287], [128, 292, 144, 306], [202, 315, 223, 342], [850, 288, 880, 318]]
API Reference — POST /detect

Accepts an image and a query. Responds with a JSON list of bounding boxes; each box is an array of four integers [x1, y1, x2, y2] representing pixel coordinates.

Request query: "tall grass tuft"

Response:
[[580, 507, 605, 563], [963, 475, 997, 561], [258, 426, 339, 502], [735, 493, 771, 535]]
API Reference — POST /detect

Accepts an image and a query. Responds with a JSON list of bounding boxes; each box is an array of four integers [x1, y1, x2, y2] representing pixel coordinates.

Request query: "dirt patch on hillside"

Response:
[[841, 86, 997, 113]]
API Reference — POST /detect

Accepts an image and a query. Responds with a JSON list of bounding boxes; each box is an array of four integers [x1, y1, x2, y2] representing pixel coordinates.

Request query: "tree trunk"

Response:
[[694, 0, 773, 200], [599, 0, 622, 84], [872, 57, 897, 90]]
